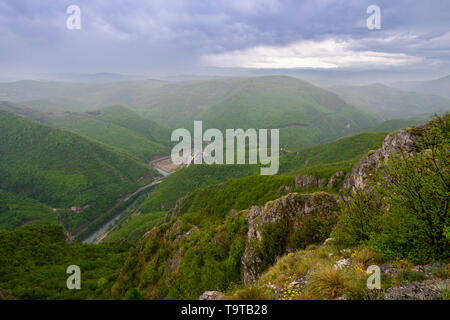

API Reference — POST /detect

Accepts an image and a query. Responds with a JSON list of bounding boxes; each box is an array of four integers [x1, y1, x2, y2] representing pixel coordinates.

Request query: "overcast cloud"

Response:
[[0, 0, 449, 77]]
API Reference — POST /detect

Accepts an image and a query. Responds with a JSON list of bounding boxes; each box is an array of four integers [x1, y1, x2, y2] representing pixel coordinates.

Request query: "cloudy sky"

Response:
[[0, 0, 449, 79]]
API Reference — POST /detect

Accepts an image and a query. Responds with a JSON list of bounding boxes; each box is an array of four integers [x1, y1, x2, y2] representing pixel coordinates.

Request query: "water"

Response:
[[82, 165, 171, 243]]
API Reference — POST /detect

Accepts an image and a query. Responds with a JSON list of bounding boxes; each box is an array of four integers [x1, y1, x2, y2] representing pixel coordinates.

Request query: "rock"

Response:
[[198, 291, 224, 300], [384, 279, 449, 300], [323, 237, 334, 245], [411, 262, 449, 278], [342, 129, 420, 192], [334, 258, 352, 270], [326, 171, 345, 190], [167, 248, 183, 273], [294, 174, 325, 190], [379, 263, 399, 278], [241, 192, 340, 285]]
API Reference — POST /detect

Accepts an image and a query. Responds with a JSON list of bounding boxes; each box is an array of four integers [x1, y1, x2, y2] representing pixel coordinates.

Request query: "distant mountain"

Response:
[[0, 76, 382, 149], [0, 109, 157, 235], [392, 75, 450, 99], [184, 76, 380, 149], [367, 113, 438, 133], [329, 83, 450, 120]]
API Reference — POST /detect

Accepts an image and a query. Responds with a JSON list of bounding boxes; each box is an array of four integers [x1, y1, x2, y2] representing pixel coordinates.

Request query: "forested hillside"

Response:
[[0, 109, 158, 236]]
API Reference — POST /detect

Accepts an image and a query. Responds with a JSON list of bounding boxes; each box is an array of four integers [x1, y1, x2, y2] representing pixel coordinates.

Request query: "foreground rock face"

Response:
[[342, 129, 421, 192], [384, 279, 449, 300], [241, 192, 340, 285]]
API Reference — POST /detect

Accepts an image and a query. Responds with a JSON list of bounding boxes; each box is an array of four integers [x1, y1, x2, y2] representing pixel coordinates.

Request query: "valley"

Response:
[[0, 75, 448, 301]]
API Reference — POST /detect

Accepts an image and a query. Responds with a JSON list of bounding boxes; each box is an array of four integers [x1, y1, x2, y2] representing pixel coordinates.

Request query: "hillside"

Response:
[[140, 164, 258, 213], [112, 115, 448, 300], [0, 190, 59, 230], [48, 106, 172, 161], [278, 132, 386, 174], [0, 109, 158, 236], [393, 75, 450, 99], [0, 77, 381, 150], [329, 83, 450, 120], [0, 225, 129, 299], [139, 131, 386, 214]]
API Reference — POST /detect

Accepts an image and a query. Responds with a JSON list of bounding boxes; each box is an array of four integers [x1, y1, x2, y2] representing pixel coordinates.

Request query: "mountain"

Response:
[[0, 77, 381, 149], [367, 113, 437, 133], [0, 109, 158, 236], [0, 103, 172, 162], [47, 105, 172, 161], [329, 83, 450, 120], [392, 75, 450, 99], [187, 76, 380, 149]]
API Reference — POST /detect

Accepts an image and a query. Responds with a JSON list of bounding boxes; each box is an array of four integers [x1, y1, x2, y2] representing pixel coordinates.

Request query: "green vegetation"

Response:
[[112, 212, 248, 299], [278, 132, 386, 174], [142, 131, 385, 215], [141, 164, 258, 213], [0, 225, 129, 299], [50, 105, 171, 161], [0, 109, 157, 236], [192, 76, 380, 149], [105, 211, 167, 243], [334, 115, 449, 263], [170, 174, 296, 218], [0, 190, 59, 229]]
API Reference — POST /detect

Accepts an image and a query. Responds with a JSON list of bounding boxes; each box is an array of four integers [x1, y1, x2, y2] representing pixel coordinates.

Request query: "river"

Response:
[[82, 165, 171, 243]]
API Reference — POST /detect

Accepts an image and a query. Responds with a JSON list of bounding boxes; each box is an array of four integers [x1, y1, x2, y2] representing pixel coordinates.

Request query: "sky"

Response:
[[0, 0, 449, 80]]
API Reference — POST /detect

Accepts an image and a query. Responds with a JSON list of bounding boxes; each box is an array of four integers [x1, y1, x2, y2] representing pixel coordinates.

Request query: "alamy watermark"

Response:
[[171, 121, 279, 175], [66, 5, 81, 30], [66, 265, 81, 290], [367, 5, 381, 30]]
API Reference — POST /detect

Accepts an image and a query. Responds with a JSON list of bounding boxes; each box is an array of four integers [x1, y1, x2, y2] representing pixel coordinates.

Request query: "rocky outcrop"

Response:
[[326, 171, 345, 190], [384, 279, 449, 300], [342, 129, 421, 192], [241, 192, 340, 285], [294, 174, 326, 190]]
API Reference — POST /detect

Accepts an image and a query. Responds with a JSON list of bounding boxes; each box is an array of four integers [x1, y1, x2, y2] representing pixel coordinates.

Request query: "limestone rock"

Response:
[[342, 129, 420, 192], [241, 192, 340, 285]]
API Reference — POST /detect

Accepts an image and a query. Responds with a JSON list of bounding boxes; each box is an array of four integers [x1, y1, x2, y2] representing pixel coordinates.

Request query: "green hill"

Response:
[[141, 164, 258, 213], [138, 76, 380, 149], [0, 109, 157, 235], [48, 106, 171, 161], [330, 83, 450, 120], [393, 75, 450, 99], [0, 225, 129, 299], [140, 131, 386, 213], [0, 190, 59, 230], [0, 77, 381, 150], [278, 132, 387, 174], [193, 76, 380, 149]]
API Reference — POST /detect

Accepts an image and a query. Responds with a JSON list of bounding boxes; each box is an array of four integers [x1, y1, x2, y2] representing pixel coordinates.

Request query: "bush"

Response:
[[332, 190, 383, 246]]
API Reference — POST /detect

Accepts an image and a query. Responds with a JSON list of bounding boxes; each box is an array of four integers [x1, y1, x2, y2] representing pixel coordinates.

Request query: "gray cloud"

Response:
[[0, 0, 448, 76]]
